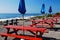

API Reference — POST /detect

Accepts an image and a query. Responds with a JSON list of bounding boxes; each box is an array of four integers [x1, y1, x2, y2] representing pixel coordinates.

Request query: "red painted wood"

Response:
[[4, 25, 48, 33], [0, 32, 42, 40], [31, 18, 57, 28]]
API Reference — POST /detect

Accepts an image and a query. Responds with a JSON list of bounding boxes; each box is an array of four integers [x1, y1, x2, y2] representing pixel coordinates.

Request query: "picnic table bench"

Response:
[[31, 19, 54, 28], [0, 25, 48, 40], [0, 32, 42, 40], [31, 17, 60, 31]]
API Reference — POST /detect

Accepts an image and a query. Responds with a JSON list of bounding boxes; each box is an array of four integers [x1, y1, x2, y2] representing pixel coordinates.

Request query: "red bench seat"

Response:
[[0, 32, 42, 40]]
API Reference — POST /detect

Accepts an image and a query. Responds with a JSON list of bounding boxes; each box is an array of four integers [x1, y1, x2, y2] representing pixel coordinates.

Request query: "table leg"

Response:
[[4, 28, 10, 40], [13, 38, 21, 40], [13, 29, 21, 40]]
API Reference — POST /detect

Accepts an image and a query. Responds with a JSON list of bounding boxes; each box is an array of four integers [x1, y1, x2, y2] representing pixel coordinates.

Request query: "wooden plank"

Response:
[[0, 32, 42, 40], [36, 24, 49, 26], [4, 25, 48, 33]]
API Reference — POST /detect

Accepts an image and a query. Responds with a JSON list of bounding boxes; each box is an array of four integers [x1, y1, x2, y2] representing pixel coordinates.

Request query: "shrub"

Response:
[[37, 16, 43, 19], [55, 12, 60, 15], [46, 14, 52, 17]]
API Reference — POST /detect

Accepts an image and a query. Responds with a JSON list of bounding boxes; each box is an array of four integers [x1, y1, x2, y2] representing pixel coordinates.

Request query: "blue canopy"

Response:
[[41, 4, 45, 14], [49, 6, 52, 13], [18, 0, 26, 14]]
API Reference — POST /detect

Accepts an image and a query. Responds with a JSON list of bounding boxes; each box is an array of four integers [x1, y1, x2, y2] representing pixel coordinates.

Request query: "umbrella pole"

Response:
[[43, 14, 45, 20], [22, 14, 25, 35], [42, 14, 44, 27], [42, 14, 46, 27]]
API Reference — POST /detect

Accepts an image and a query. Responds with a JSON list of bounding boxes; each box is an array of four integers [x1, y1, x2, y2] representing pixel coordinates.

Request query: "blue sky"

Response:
[[0, 0, 60, 13]]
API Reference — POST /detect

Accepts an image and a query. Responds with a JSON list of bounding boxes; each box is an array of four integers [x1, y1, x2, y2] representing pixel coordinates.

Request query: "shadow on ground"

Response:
[[43, 37, 59, 40], [13, 37, 59, 40]]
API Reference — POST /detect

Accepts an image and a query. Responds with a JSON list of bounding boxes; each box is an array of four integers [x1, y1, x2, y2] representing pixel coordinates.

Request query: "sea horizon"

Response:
[[0, 13, 43, 19], [0, 13, 56, 19]]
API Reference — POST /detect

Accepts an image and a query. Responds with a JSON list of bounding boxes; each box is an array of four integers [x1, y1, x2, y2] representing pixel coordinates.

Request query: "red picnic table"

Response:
[[0, 25, 48, 40], [53, 17, 59, 23], [31, 17, 57, 24], [31, 19, 54, 28], [31, 17, 60, 31]]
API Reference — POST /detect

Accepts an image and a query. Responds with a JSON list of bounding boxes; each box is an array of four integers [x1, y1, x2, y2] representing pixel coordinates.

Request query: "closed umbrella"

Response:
[[41, 3, 45, 19], [49, 6, 52, 14], [41, 3, 45, 14], [40, 4, 45, 27], [18, 0, 26, 34], [18, 0, 26, 14]]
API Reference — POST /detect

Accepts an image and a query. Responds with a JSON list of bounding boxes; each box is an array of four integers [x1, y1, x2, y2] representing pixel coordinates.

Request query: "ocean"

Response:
[[0, 13, 41, 19]]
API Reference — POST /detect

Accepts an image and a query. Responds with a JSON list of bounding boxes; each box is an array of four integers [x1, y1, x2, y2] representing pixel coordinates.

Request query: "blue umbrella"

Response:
[[49, 6, 52, 14], [18, 0, 26, 21], [41, 4, 45, 14], [18, 0, 26, 35], [18, 0, 26, 14], [41, 4, 45, 20], [18, 0, 26, 24]]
